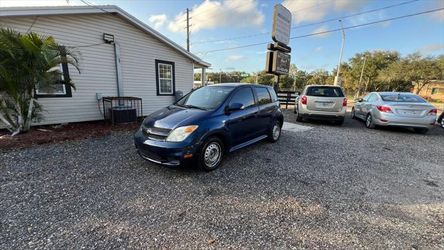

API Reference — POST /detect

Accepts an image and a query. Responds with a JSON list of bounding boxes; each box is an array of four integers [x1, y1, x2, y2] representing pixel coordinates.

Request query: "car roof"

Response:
[[375, 92, 416, 95], [207, 83, 272, 88], [305, 85, 342, 88]]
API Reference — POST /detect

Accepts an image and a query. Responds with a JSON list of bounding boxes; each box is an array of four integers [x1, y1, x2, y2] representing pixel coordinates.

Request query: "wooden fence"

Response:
[[277, 91, 298, 109]]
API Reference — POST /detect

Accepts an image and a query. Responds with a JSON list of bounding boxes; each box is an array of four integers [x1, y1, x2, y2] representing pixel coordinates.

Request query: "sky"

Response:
[[1, 0, 443, 74]]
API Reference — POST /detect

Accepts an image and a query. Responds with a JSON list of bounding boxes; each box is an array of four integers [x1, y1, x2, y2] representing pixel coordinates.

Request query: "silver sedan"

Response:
[[352, 92, 437, 134]]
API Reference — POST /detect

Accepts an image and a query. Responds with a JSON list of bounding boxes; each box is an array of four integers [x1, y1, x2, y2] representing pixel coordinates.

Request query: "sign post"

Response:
[[265, 4, 292, 91]]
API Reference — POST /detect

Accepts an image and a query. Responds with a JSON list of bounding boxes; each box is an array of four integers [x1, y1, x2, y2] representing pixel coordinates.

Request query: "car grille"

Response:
[[139, 149, 165, 162], [143, 126, 171, 141]]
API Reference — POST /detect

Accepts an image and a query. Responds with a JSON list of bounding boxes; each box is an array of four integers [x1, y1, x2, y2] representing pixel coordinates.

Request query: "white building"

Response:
[[0, 5, 210, 125]]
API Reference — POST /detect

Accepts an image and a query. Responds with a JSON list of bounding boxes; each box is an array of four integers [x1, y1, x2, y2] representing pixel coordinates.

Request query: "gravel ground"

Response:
[[1, 110, 443, 249]]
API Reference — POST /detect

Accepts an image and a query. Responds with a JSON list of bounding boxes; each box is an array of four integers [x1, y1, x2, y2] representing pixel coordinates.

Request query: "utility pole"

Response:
[[334, 20, 345, 86], [186, 8, 190, 52], [356, 55, 367, 98]]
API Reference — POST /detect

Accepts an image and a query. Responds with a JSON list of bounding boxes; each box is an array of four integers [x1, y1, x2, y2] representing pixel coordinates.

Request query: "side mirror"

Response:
[[356, 98, 363, 102], [225, 102, 244, 113]]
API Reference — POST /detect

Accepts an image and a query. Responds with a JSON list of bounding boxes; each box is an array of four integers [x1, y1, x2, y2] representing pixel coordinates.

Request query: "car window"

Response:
[[255, 87, 272, 105], [380, 94, 427, 103], [362, 94, 371, 102], [368, 94, 378, 102], [176, 86, 235, 110], [268, 88, 278, 102], [229, 87, 255, 109], [306, 86, 344, 97]]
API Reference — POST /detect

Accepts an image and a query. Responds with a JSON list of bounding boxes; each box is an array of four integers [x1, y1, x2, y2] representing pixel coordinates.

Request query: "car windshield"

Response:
[[380, 94, 426, 103], [176, 86, 235, 110], [306, 86, 344, 97]]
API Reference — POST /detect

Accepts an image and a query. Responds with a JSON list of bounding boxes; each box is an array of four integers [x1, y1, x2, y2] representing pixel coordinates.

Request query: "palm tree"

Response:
[[0, 28, 79, 135]]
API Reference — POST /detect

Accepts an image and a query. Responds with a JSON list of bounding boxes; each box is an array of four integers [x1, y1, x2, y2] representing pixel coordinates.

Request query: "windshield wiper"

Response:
[[183, 104, 208, 110]]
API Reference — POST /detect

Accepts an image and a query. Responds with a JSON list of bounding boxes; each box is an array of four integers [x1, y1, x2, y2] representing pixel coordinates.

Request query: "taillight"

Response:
[[342, 98, 347, 107], [301, 95, 307, 105], [428, 109, 437, 115], [376, 105, 392, 112]]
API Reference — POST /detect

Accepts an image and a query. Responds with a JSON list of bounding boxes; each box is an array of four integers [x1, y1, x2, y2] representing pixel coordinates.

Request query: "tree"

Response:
[[0, 28, 79, 135], [379, 53, 442, 94], [347, 51, 400, 96]]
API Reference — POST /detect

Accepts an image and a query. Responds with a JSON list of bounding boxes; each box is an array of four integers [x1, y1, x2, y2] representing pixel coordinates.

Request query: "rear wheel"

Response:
[[295, 107, 303, 122], [413, 128, 429, 134], [351, 107, 356, 119], [365, 114, 375, 129], [268, 120, 282, 143], [441, 117, 444, 129], [198, 137, 224, 171]]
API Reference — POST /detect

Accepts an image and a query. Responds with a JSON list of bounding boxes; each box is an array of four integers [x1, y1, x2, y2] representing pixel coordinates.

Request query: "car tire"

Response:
[[295, 107, 303, 122], [268, 120, 282, 143], [413, 128, 429, 134], [198, 137, 224, 171], [351, 107, 356, 119], [440, 117, 444, 129], [365, 114, 375, 129]]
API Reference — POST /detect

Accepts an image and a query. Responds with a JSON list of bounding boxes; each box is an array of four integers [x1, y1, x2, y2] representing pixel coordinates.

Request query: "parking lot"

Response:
[[1, 110, 443, 249]]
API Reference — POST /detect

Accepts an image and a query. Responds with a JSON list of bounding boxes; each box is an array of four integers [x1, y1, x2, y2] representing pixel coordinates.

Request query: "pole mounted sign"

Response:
[[266, 4, 292, 79], [272, 4, 292, 46]]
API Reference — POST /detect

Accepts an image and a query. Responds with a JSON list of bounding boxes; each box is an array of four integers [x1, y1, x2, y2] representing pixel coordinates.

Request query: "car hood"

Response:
[[143, 106, 210, 129]]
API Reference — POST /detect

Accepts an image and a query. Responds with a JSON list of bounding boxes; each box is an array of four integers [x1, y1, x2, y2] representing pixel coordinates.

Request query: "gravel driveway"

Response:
[[1, 111, 443, 249]]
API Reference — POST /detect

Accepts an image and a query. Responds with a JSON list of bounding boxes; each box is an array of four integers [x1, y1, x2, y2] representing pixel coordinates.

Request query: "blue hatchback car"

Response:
[[134, 83, 284, 171]]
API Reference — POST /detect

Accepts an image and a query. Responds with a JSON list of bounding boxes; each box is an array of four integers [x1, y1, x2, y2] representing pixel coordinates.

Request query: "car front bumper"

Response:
[[134, 130, 198, 166], [374, 112, 436, 128]]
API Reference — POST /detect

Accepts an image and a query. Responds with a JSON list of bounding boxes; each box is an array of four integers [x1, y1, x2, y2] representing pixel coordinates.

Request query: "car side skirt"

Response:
[[229, 135, 268, 152]]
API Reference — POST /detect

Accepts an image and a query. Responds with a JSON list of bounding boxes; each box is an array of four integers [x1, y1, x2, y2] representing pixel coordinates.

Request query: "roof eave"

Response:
[[0, 5, 211, 68]]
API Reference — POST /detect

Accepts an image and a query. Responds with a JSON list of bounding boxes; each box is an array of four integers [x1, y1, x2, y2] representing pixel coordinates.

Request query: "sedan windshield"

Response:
[[380, 94, 426, 103], [176, 86, 235, 110]]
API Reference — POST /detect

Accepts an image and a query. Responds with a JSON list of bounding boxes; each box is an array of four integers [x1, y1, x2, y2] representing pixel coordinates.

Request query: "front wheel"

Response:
[[268, 121, 282, 143], [441, 117, 444, 129], [198, 137, 224, 171]]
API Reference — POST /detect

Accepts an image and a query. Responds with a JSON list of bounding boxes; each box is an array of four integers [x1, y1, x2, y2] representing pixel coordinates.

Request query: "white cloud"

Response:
[[334, 0, 369, 11], [0, 0, 69, 7], [226, 55, 246, 61], [168, 0, 264, 33], [148, 14, 167, 29], [282, 0, 368, 23], [312, 26, 330, 38]]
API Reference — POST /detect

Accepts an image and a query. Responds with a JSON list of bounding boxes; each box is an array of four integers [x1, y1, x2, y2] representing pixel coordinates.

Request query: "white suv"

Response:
[[294, 85, 347, 125]]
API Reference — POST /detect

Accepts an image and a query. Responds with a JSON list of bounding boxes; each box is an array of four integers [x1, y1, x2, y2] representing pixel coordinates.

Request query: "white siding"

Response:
[[0, 13, 194, 125]]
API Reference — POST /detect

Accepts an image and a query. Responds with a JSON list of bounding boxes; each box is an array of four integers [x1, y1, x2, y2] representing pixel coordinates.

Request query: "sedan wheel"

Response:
[[366, 114, 375, 129], [441, 118, 444, 129], [351, 108, 356, 119]]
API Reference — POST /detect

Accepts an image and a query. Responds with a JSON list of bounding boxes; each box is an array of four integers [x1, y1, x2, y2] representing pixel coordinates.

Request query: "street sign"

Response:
[[266, 51, 291, 75], [272, 4, 292, 45]]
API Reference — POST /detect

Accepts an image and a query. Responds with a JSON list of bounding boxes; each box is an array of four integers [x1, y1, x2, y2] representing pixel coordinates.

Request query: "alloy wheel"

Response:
[[366, 115, 372, 128]]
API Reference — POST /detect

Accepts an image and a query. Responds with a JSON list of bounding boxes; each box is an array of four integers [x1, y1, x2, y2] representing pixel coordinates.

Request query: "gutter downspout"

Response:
[[113, 42, 124, 97]]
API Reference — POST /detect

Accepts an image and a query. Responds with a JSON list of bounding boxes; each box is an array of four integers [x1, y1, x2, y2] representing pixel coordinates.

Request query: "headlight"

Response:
[[166, 125, 198, 142]]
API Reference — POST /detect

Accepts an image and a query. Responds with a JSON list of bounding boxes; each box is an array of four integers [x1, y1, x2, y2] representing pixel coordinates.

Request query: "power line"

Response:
[[192, 0, 420, 45], [195, 7, 444, 54], [79, 0, 111, 13]]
